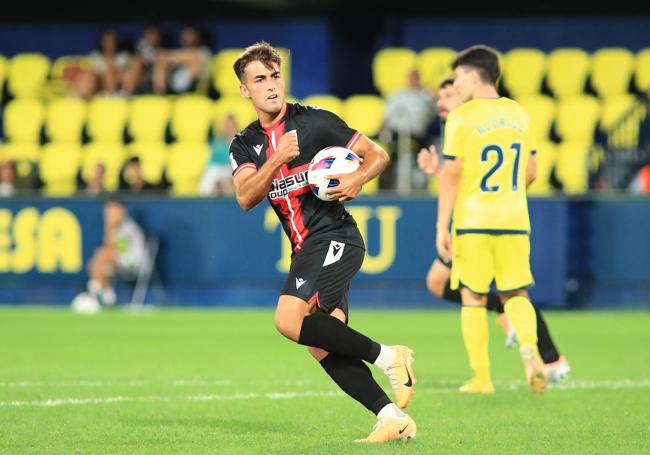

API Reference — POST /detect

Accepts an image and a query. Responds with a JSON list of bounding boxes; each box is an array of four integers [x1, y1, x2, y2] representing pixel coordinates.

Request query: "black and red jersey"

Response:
[[230, 103, 365, 254]]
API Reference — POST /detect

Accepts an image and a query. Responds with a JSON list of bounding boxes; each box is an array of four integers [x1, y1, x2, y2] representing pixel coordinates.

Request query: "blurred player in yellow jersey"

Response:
[[436, 45, 547, 394]]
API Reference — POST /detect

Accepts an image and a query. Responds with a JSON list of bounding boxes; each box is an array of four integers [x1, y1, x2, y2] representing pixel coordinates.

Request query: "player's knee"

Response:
[[273, 311, 301, 341], [500, 289, 528, 301], [426, 272, 446, 298], [307, 346, 328, 362]]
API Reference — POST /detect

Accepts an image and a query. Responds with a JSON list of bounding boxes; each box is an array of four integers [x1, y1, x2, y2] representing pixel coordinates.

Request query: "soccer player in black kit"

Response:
[[230, 42, 416, 443]]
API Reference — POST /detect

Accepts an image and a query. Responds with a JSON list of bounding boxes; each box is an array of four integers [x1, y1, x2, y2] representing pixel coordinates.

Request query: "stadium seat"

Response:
[[373, 48, 418, 97], [527, 141, 557, 196], [3, 98, 45, 144], [127, 142, 167, 185], [1, 143, 40, 163], [555, 140, 592, 193], [591, 48, 635, 97], [45, 97, 87, 143], [518, 95, 556, 142], [341, 95, 385, 138], [87, 96, 128, 142], [128, 96, 172, 142], [82, 142, 126, 191], [7, 53, 51, 98], [171, 95, 212, 142], [213, 96, 257, 135], [634, 48, 650, 94], [555, 95, 600, 143], [547, 48, 590, 98], [166, 142, 210, 196], [417, 47, 456, 91], [212, 47, 291, 97], [502, 48, 546, 98], [600, 94, 645, 148], [301, 94, 344, 116], [39, 143, 82, 196]]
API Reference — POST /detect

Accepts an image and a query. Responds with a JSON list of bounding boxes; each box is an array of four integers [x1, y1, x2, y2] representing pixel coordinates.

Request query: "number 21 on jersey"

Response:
[[480, 142, 521, 192]]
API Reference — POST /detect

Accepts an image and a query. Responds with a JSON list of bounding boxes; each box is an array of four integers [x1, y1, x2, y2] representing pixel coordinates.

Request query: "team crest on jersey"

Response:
[[268, 171, 309, 199]]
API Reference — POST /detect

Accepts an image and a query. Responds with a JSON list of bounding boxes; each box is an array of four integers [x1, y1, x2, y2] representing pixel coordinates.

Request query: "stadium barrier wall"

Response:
[[0, 196, 570, 308]]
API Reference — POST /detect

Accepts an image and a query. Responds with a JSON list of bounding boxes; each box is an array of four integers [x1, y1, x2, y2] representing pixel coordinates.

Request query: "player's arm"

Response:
[[326, 135, 390, 202], [233, 131, 299, 211], [436, 157, 461, 260], [526, 152, 537, 188]]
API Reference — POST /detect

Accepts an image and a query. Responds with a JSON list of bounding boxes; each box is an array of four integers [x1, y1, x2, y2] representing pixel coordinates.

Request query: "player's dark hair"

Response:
[[106, 195, 125, 207], [451, 45, 500, 86], [439, 78, 455, 89], [233, 41, 282, 82]]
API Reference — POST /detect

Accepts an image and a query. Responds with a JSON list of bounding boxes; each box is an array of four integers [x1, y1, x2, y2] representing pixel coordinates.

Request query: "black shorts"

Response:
[[280, 239, 365, 319]]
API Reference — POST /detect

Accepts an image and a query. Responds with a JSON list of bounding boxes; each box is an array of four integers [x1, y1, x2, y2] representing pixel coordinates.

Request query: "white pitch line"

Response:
[[0, 379, 649, 408]]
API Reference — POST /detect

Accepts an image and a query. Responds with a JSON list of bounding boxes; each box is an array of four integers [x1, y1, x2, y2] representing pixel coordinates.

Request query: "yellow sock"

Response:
[[504, 296, 538, 347], [461, 306, 491, 383]]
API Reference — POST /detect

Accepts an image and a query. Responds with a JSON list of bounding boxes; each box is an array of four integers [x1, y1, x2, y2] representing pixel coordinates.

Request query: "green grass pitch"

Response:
[[0, 307, 648, 454]]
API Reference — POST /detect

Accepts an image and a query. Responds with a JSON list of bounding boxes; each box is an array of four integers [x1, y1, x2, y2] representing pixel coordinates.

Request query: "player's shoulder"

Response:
[[230, 120, 263, 149], [293, 102, 343, 122]]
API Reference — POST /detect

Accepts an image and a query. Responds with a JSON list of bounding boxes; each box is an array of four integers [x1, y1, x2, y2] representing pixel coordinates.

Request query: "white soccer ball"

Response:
[[71, 292, 102, 315], [308, 147, 361, 201]]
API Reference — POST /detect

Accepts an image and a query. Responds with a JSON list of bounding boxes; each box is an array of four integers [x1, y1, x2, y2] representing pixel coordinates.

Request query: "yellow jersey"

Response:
[[442, 97, 535, 232]]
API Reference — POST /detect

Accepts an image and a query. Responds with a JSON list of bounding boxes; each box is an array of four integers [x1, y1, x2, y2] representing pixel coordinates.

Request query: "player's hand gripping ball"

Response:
[[307, 147, 361, 201]]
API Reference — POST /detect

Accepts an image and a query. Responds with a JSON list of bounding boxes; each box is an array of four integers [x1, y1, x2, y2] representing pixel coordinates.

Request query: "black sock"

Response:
[[443, 280, 504, 313], [486, 293, 504, 313], [320, 353, 391, 415], [298, 312, 381, 363], [535, 306, 561, 364], [442, 281, 462, 305]]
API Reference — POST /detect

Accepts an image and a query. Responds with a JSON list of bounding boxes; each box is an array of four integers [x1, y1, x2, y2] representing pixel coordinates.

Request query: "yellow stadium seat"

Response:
[[39, 143, 82, 196], [7, 53, 51, 98], [171, 95, 212, 142], [547, 48, 590, 98], [342, 95, 385, 137], [212, 47, 291, 97], [417, 48, 456, 91], [3, 98, 45, 144], [166, 142, 210, 196], [87, 97, 128, 142], [555, 95, 600, 143], [1, 143, 40, 163], [46, 97, 87, 143], [600, 94, 645, 148], [591, 48, 634, 97], [555, 141, 593, 193], [634, 48, 650, 94], [128, 95, 172, 142], [127, 142, 167, 185], [527, 141, 557, 196], [213, 96, 257, 135], [373, 48, 418, 97], [82, 142, 126, 191], [518, 95, 556, 142], [502, 48, 546, 98], [301, 94, 344, 116]]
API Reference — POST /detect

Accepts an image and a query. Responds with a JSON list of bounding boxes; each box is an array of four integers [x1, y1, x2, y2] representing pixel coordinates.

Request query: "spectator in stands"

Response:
[[122, 25, 164, 95], [0, 160, 17, 197], [87, 197, 146, 306], [119, 156, 155, 193], [153, 25, 211, 94], [199, 114, 237, 196], [74, 28, 133, 99], [85, 163, 107, 196], [382, 69, 435, 150]]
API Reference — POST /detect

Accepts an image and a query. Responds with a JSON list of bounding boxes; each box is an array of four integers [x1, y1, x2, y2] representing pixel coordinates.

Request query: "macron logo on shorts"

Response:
[[296, 277, 307, 289], [323, 241, 345, 267]]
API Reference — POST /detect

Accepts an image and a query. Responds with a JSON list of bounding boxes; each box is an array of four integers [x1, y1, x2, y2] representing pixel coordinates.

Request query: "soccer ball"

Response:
[[308, 147, 361, 201], [71, 292, 102, 315]]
